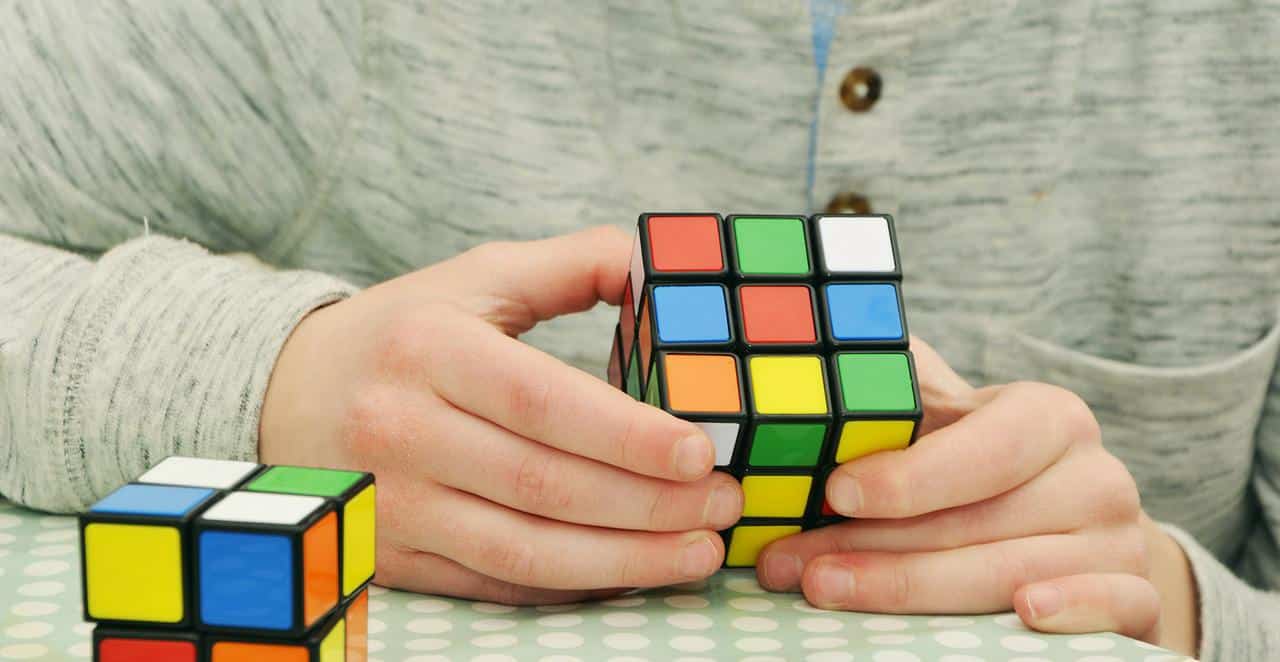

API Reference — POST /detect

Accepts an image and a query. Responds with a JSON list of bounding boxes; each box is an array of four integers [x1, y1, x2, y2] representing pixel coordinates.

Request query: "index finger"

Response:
[[427, 318, 716, 481]]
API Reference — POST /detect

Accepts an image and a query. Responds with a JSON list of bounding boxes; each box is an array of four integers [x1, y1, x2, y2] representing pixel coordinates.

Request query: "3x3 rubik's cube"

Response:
[[79, 456, 376, 661], [607, 213, 922, 568]]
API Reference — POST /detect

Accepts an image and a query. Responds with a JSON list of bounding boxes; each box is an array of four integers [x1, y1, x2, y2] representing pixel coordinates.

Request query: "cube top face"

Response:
[[246, 465, 366, 498], [729, 216, 811, 277], [137, 456, 261, 489], [814, 215, 898, 277], [200, 492, 326, 526], [651, 284, 732, 344], [645, 214, 725, 273], [90, 484, 215, 518]]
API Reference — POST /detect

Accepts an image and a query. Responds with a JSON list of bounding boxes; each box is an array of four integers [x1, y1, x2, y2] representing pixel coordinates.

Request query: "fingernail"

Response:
[[703, 484, 743, 529], [827, 473, 863, 515], [1025, 585, 1064, 620], [678, 536, 719, 578], [674, 434, 712, 479], [760, 552, 803, 591], [810, 560, 855, 607]]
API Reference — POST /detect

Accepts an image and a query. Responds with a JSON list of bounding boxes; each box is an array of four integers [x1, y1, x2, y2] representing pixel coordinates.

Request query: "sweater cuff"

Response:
[[1163, 523, 1280, 662], [45, 236, 356, 511]]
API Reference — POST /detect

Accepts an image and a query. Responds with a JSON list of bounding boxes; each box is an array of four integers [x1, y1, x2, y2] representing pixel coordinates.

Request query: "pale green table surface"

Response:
[[0, 499, 1190, 662]]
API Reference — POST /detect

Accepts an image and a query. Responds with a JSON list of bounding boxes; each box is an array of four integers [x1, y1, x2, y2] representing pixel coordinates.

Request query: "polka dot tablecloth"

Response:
[[0, 500, 1190, 661]]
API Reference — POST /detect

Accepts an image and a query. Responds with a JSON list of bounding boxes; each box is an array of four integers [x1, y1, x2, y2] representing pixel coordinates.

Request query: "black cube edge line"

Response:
[[191, 500, 340, 640], [808, 213, 905, 282], [78, 486, 223, 628], [724, 214, 815, 282]]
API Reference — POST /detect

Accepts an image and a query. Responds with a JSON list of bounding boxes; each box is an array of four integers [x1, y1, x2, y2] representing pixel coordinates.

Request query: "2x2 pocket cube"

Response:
[[608, 213, 923, 568]]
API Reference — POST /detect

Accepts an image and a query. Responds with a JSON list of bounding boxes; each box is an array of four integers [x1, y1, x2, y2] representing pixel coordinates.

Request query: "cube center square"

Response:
[[739, 285, 817, 345], [652, 284, 731, 344], [748, 355, 829, 415], [730, 215, 811, 276], [646, 214, 724, 273], [613, 213, 922, 565]]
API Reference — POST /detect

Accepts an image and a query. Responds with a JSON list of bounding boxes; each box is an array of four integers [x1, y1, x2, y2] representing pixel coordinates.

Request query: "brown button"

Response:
[[839, 67, 882, 112], [824, 192, 872, 215]]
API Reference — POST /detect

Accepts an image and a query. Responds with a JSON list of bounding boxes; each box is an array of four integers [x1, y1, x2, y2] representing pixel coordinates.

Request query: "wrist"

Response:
[[1142, 515, 1200, 656]]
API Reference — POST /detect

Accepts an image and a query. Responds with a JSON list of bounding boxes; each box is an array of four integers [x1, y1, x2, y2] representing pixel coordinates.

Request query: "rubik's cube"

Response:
[[607, 213, 922, 568], [79, 456, 375, 662]]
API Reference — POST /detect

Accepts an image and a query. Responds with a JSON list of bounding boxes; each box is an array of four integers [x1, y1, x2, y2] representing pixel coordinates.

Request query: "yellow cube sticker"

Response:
[[725, 525, 802, 567], [320, 617, 346, 662], [343, 484, 377, 596], [836, 420, 915, 463], [742, 475, 812, 518], [84, 523, 184, 622], [748, 356, 828, 415]]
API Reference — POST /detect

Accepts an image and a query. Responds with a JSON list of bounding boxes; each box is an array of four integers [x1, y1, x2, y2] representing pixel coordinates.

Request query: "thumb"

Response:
[[422, 225, 632, 334], [1014, 573, 1162, 644]]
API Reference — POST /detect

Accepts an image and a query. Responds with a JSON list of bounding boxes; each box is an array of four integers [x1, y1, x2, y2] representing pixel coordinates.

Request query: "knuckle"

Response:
[[989, 546, 1033, 598], [884, 562, 914, 612], [1091, 454, 1142, 523], [376, 309, 437, 374], [340, 386, 400, 461], [484, 539, 539, 585], [513, 453, 572, 513], [870, 467, 916, 517], [645, 486, 675, 530], [505, 375, 554, 437]]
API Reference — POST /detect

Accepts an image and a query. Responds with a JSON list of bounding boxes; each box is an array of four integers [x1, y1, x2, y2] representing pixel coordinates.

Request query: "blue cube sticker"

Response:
[[198, 530, 294, 630], [89, 484, 215, 517], [825, 283, 904, 341], [652, 285, 731, 343]]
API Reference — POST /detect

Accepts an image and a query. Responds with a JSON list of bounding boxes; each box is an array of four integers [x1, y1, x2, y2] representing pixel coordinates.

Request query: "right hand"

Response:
[[258, 226, 743, 604]]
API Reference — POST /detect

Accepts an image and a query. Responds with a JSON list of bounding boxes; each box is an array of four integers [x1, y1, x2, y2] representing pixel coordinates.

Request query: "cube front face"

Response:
[[95, 628, 200, 662], [613, 214, 922, 568]]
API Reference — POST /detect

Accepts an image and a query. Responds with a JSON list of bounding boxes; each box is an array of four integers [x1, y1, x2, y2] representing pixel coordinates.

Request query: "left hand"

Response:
[[755, 338, 1198, 655]]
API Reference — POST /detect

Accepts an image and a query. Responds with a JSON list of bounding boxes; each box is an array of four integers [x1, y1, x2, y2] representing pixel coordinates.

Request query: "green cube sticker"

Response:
[[748, 423, 826, 466], [835, 353, 917, 412], [626, 344, 643, 399], [733, 217, 810, 275], [645, 362, 661, 407], [248, 465, 363, 497]]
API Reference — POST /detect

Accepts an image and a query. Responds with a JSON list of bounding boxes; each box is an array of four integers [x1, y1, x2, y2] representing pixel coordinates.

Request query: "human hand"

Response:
[[259, 226, 743, 604], [756, 339, 1198, 654]]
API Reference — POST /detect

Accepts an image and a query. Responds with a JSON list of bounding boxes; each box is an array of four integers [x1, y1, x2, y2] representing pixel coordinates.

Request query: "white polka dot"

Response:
[[407, 599, 453, 613], [666, 613, 713, 631], [537, 632, 584, 650], [9, 603, 57, 617], [928, 617, 975, 627], [472, 619, 517, 632], [22, 560, 68, 577], [735, 638, 782, 652], [606, 658, 650, 662], [368, 585, 389, 595], [0, 514, 20, 529], [863, 617, 910, 631], [405, 618, 453, 634], [994, 613, 1027, 629], [1069, 637, 1117, 652], [0, 532, 16, 544], [472, 634, 518, 649], [403, 656, 450, 662], [404, 639, 451, 651], [72, 623, 93, 636], [367, 617, 386, 635], [1001, 635, 1049, 652], [669, 636, 715, 653], [538, 656, 581, 662], [725, 577, 767, 594], [30, 544, 74, 557], [935, 631, 981, 649], [537, 614, 583, 627], [869, 634, 915, 645], [67, 643, 91, 659], [367, 599, 388, 613], [470, 656, 517, 662], [0, 644, 49, 660], [1133, 641, 1163, 651], [535, 604, 582, 613], [740, 657, 787, 662], [1142, 656, 1181, 662], [802, 637, 848, 649], [3, 623, 52, 639], [664, 595, 710, 609], [603, 633, 650, 651], [1006, 658, 1052, 662], [601, 596, 646, 608], [806, 653, 854, 662], [792, 600, 833, 614], [872, 652, 921, 662], [33, 530, 77, 543], [17, 582, 65, 598], [729, 597, 775, 612], [672, 658, 715, 662], [938, 656, 985, 662], [37, 516, 73, 528], [733, 617, 778, 633], [602, 612, 647, 628], [368, 641, 384, 653], [472, 602, 518, 614], [1074, 657, 1123, 662], [798, 617, 843, 633]]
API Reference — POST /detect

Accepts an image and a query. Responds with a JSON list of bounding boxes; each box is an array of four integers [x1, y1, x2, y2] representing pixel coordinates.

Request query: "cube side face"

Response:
[[208, 641, 311, 662], [84, 523, 187, 624], [341, 484, 377, 596], [137, 456, 262, 490], [97, 632, 199, 662], [303, 511, 340, 626], [318, 618, 346, 662], [345, 589, 369, 662]]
